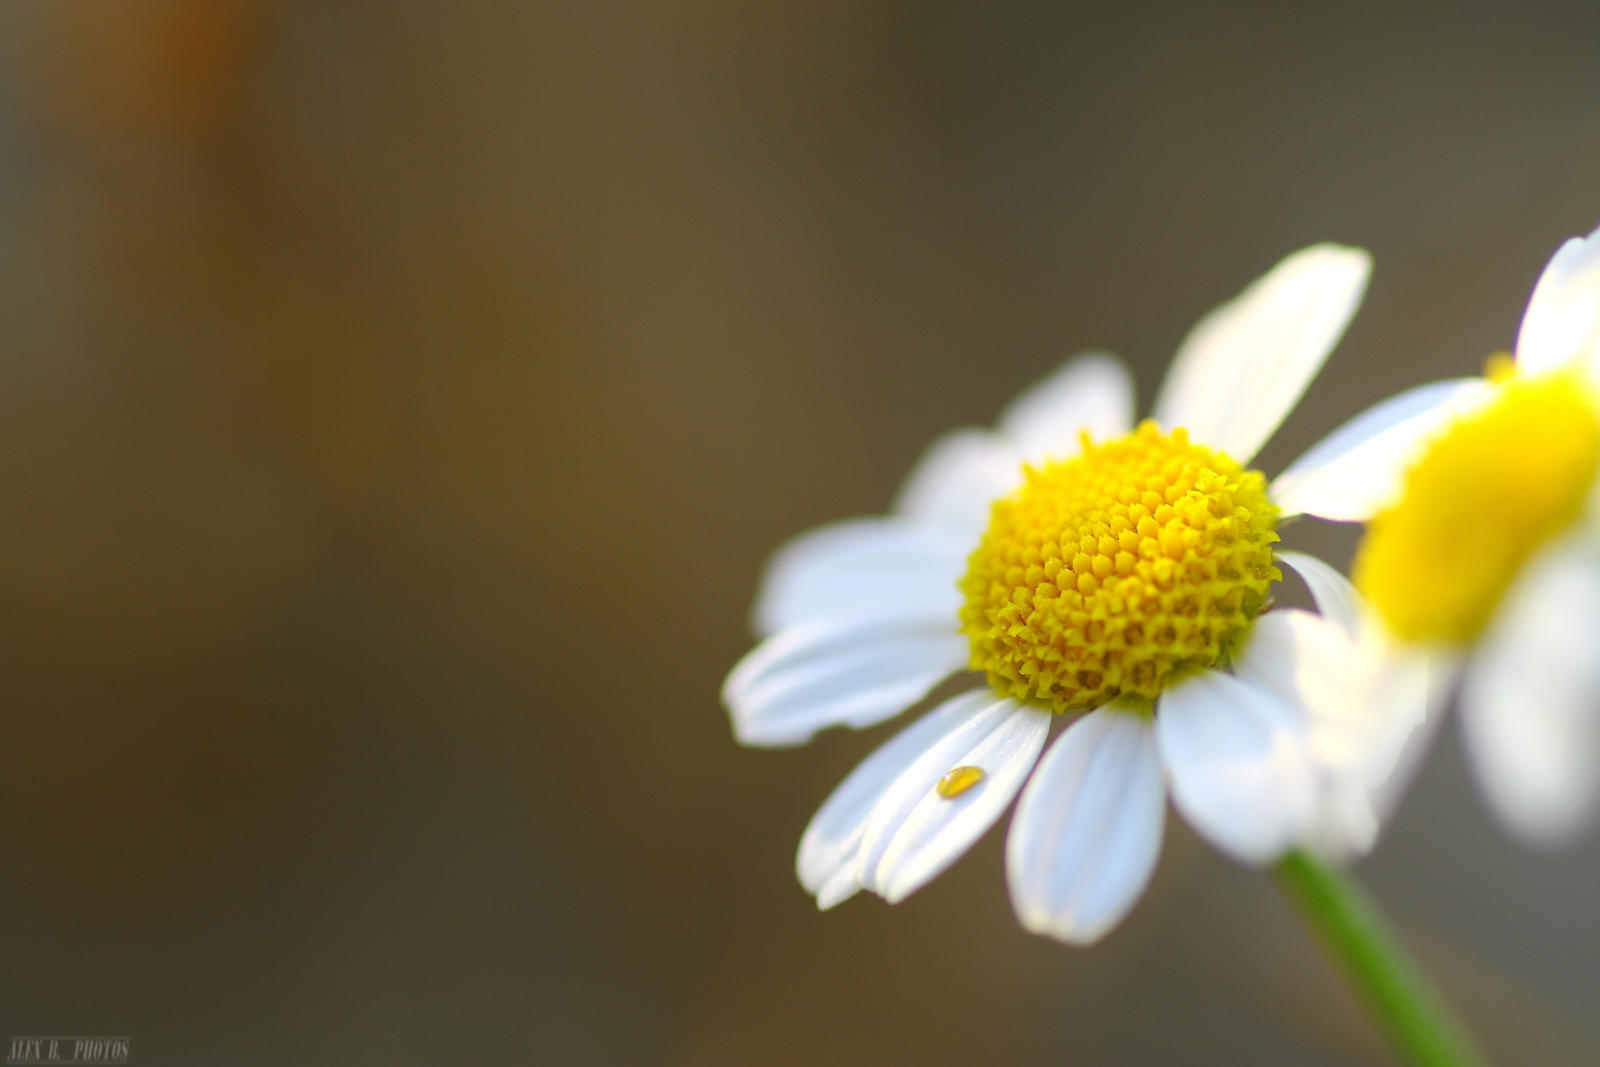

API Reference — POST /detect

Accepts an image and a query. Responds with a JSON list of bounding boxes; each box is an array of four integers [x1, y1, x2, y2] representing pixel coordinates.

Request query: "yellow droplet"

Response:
[[936, 765, 986, 799]]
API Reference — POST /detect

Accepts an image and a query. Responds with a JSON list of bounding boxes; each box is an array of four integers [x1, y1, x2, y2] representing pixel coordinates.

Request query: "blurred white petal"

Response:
[[723, 612, 967, 747], [1232, 610, 1362, 756], [1271, 379, 1489, 521], [1230, 609, 1432, 858], [815, 866, 861, 911], [1517, 224, 1600, 378], [752, 518, 969, 637], [1157, 667, 1316, 863], [1005, 704, 1165, 945], [1276, 550, 1364, 638], [1152, 244, 1370, 464], [1361, 644, 1448, 831], [894, 428, 1021, 535], [1460, 545, 1600, 846], [997, 352, 1135, 464]]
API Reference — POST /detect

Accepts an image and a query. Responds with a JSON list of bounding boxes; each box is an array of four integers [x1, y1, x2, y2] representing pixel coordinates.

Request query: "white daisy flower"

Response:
[[1353, 223, 1600, 848], [725, 245, 1455, 944]]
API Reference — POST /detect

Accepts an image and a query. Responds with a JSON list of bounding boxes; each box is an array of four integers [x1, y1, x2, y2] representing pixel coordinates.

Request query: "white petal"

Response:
[[1233, 611, 1425, 796], [752, 518, 970, 637], [893, 428, 1022, 535], [815, 865, 860, 910], [1152, 245, 1371, 463], [1270, 378, 1491, 521], [723, 613, 968, 747], [1459, 546, 1600, 846], [1516, 225, 1600, 378], [1231, 611, 1361, 748], [1275, 550, 1364, 638], [1156, 668, 1317, 864], [796, 688, 993, 907], [1005, 704, 1166, 945], [1229, 606, 1439, 861], [1261, 556, 1442, 845], [857, 698, 1051, 903], [997, 352, 1136, 464], [1362, 645, 1450, 831]]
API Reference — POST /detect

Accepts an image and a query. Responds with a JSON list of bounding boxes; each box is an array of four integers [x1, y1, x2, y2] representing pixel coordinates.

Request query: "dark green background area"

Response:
[[0, 3, 1595, 1064]]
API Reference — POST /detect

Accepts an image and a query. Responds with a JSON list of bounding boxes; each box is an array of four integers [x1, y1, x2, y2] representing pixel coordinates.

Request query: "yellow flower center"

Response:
[[1354, 365, 1600, 644], [959, 420, 1280, 712]]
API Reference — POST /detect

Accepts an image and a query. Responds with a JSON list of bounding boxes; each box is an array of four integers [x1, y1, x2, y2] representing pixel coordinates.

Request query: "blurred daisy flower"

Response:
[[725, 245, 1455, 944], [1354, 224, 1600, 846]]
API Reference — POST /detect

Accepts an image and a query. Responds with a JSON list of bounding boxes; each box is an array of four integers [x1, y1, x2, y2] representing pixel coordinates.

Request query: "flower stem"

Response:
[[1274, 850, 1485, 1067]]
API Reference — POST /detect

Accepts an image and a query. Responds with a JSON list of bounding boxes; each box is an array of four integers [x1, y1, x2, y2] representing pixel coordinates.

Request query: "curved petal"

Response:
[[1152, 244, 1371, 464], [1232, 610, 1361, 749], [1459, 545, 1600, 846], [1156, 667, 1317, 864], [723, 612, 968, 747], [997, 352, 1136, 464], [1517, 225, 1600, 378], [1234, 609, 1425, 776], [1230, 602, 1439, 860], [1275, 550, 1364, 638], [796, 688, 994, 908], [1361, 645, 1449, 833], [752, 518, 970, 637], [1270, 379, 1490, 521], [857, 698, 1051, 904], [1005, 703, 1165, 945], [893, 428, 1022, 536], [815, 865, 860, 910], [1264, 555, 1441, 847]]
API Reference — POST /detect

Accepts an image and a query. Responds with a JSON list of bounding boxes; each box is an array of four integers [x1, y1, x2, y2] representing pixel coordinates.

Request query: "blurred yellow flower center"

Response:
[[1355, 366, 1600, 645], [959, 420, 1280, 712]]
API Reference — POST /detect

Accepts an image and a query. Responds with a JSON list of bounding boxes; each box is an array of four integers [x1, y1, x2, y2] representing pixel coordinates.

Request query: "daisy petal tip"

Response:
[[1516, 225, 1600, 376], [1154, 241, 1373, 464], [727, 704, 809, 749], [1500, 804, 1600, 852], [794, 835, 831, 894], [1292, 242, 1372, 284], [814, 867, 862, 911], [1003, 708, 1164, 949], [878, 876, 921, 907], [1204, 827, 1290, 867], [1262, 243, 1372, 314], [1010, 899, 1119, 947]]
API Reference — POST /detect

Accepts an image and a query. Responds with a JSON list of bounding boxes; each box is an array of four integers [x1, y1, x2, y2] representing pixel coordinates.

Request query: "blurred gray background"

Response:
[[0, 2, 1596, 1064]]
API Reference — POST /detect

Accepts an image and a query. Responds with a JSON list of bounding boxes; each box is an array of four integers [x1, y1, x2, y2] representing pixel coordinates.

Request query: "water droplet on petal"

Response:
[[936, 765, 986, 799]]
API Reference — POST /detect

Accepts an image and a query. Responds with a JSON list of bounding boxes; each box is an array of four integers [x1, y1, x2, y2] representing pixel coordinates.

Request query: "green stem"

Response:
[[1274, 850, 1486, 1067]]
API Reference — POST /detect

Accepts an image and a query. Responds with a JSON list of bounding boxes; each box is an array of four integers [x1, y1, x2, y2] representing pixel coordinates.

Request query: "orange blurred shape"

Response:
[[32, 0, 266, 137]]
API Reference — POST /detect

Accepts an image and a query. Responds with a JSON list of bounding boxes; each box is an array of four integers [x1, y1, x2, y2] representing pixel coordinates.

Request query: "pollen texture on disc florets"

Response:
[[959, 420, 1280, 712]]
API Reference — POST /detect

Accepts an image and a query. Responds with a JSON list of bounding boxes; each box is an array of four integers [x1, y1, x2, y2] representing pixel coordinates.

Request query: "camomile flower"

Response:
[[1354, 223, 1600, 847], [725, 245, 1453, 944]]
